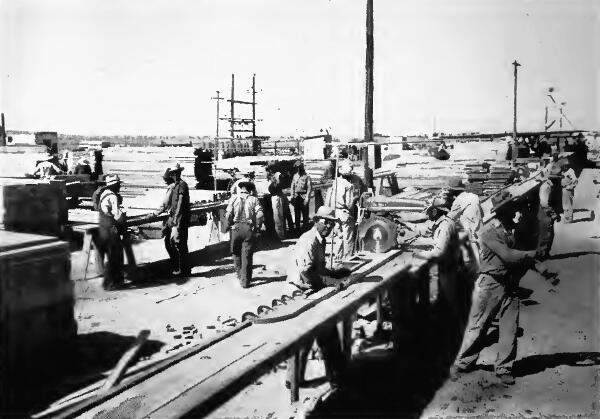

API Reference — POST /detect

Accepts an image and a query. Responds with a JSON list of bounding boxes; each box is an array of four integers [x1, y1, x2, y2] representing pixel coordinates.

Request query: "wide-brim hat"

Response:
[[105, 174, 122, 186], [490, 190, 518, 213], [162, 168, 171, 181], [237, 181, 254, 192], [446, 176, 466, 190], [313, 205, 341, 223], [168, 163, 184, 173], [424, 196, 450, 216], [293, 160, 304, 167]]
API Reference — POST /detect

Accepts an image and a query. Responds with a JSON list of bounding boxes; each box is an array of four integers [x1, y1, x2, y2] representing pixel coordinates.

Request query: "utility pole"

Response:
[[0, 113, 6, 147], [252, 74, 256, 137], [365, 0, 374, 143], [230, 74, 235, 138], [211, 91, 224, 158], [512, 60, 521, 141]]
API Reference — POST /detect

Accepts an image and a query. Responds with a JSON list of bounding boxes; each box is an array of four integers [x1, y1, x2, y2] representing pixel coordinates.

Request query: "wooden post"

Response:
[[0, 113, 6, 146], [230, 74, 235, 138], [512, 60, 521, 141], [289, 352, 300, 402], [365, 0, 374, 143], [252, 74, 256, 137]]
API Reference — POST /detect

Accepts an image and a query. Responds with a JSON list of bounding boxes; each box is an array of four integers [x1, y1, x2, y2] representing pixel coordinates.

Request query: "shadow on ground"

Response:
[[16, 332, 165, 417]]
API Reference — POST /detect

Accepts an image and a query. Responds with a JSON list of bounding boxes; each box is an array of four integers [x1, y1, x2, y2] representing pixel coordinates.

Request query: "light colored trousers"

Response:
[[455, 273, 519, 375], [332, 212, 356, 262], [562, 189, 574, 222]]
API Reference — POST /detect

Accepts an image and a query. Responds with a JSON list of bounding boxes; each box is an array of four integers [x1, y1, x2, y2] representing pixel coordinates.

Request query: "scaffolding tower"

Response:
[[220, 74, 257, 139]]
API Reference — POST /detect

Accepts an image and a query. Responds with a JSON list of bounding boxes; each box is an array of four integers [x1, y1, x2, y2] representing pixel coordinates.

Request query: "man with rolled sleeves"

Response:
[[286, 206, 347, 389], [291, 161, 313, 234], [451, 191, 537, 386], [561, 162, 578, 223], [225, 182, 264, 288], [537, 165, 562, 259]]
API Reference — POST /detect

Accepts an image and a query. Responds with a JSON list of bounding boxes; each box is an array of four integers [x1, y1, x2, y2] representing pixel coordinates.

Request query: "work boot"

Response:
[[448, 364, 477, 381]]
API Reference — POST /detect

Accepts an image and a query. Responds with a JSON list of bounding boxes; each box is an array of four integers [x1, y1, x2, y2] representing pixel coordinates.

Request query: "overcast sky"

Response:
[[1, 0, 598, 137]]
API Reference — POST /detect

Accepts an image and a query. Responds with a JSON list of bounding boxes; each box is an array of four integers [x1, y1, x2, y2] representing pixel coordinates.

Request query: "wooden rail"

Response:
[[42, 232, 475, 418]]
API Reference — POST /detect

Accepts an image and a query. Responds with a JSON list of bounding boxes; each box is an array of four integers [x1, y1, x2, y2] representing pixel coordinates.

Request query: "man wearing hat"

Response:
[[32, 152, 65, 179], [98, 174, 127, 290], [560, 161, 578, 223], [230, 170, 257, 196], [224, 181, 264, 287], [444, 177, 483, 261], [537, 165, 562, 258], [286, 206, 348, 389], [154, 163, 191, 276], [325, 160, 359, 262], [290, 161, 313, 233], [451, 191, 537, 386], [417, 197, 461, 312]]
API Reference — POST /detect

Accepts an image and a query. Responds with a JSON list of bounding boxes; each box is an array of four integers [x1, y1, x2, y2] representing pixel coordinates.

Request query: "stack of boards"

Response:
[[0, 230, 75, 407], [0, 179, 68, 236]]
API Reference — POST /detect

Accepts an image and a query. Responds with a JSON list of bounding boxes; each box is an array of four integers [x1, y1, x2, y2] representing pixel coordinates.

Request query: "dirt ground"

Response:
[[30, 166, 600, 418]]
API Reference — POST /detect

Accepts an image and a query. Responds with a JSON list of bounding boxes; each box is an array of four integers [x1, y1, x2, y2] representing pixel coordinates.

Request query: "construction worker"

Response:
[[32, 153, 64, 179], [443, 177, 483, 261], [290, 161, 313, 233], [537, 165, 562, 259], [286, 206, 347, 389], [451, 191, 537, 386], [416, 197, 461, 310], [325, 160, 358, 262], [268, 171, 287, 239], [230, 170, 257, 196], [561, 161, 578, 223], [98, 174, 127, 290], [154, 163, 191, 276], [225, 181, 264, 288], [153, 168, 177, 267]]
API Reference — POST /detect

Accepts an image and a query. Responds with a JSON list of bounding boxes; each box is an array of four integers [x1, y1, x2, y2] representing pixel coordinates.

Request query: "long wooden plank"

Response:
[[78, 253, 419, 419]]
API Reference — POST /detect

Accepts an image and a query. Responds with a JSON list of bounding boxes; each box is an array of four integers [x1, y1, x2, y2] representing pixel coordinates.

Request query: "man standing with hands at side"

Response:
[[225, 182, 264, 288], [154, 163, 191, 277], [291, 161, 313, 234]]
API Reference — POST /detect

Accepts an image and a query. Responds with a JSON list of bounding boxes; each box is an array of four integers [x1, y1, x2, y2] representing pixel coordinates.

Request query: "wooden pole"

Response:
[[252, 74, 256, 137], [512, 60, 520, 141], [365, 0, 374, 143], [0, 113, 6, 147], [230, 74, 235, 139]]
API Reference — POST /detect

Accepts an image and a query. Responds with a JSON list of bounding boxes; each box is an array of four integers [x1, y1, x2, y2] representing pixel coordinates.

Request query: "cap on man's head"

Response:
[[105, 174, 122, 186], [313, 205, 340, 223], [293, 160, 304, 168], [162, 168, 171, 181]]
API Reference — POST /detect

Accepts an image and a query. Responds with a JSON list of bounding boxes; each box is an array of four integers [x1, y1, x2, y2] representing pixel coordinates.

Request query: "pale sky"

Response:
[[1, 0, 599, 137]]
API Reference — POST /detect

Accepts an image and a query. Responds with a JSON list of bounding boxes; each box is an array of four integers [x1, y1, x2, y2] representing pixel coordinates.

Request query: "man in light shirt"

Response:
[[560, 162, 578, 223], [286, 206, 347, 389], [225, 182, 264, 288], [324, 160, 359, 263]]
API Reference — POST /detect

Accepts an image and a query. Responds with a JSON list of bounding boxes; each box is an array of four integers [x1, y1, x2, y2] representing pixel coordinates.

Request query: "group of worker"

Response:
[[419, 148, 584, 386], [31, 148, 103, 180], [96, 163, 190, 290]]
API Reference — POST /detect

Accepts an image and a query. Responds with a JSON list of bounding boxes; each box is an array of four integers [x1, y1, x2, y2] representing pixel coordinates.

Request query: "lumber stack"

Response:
[[0, 179, 68, 236], [0, 230, 75, 408]]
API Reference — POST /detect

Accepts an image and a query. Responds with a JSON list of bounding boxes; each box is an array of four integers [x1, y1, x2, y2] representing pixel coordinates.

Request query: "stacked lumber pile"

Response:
[[485, 165, 512, 195], [304, 160, 334, 183], [0, 230, 75, 408], [102, 147, 196, 197], [0, 179, 67, 236], [465, 162, 513, 197]]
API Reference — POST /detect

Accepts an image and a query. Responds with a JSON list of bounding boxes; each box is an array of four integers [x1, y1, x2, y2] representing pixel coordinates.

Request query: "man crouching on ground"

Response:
[[286, 205, 350, 389]]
